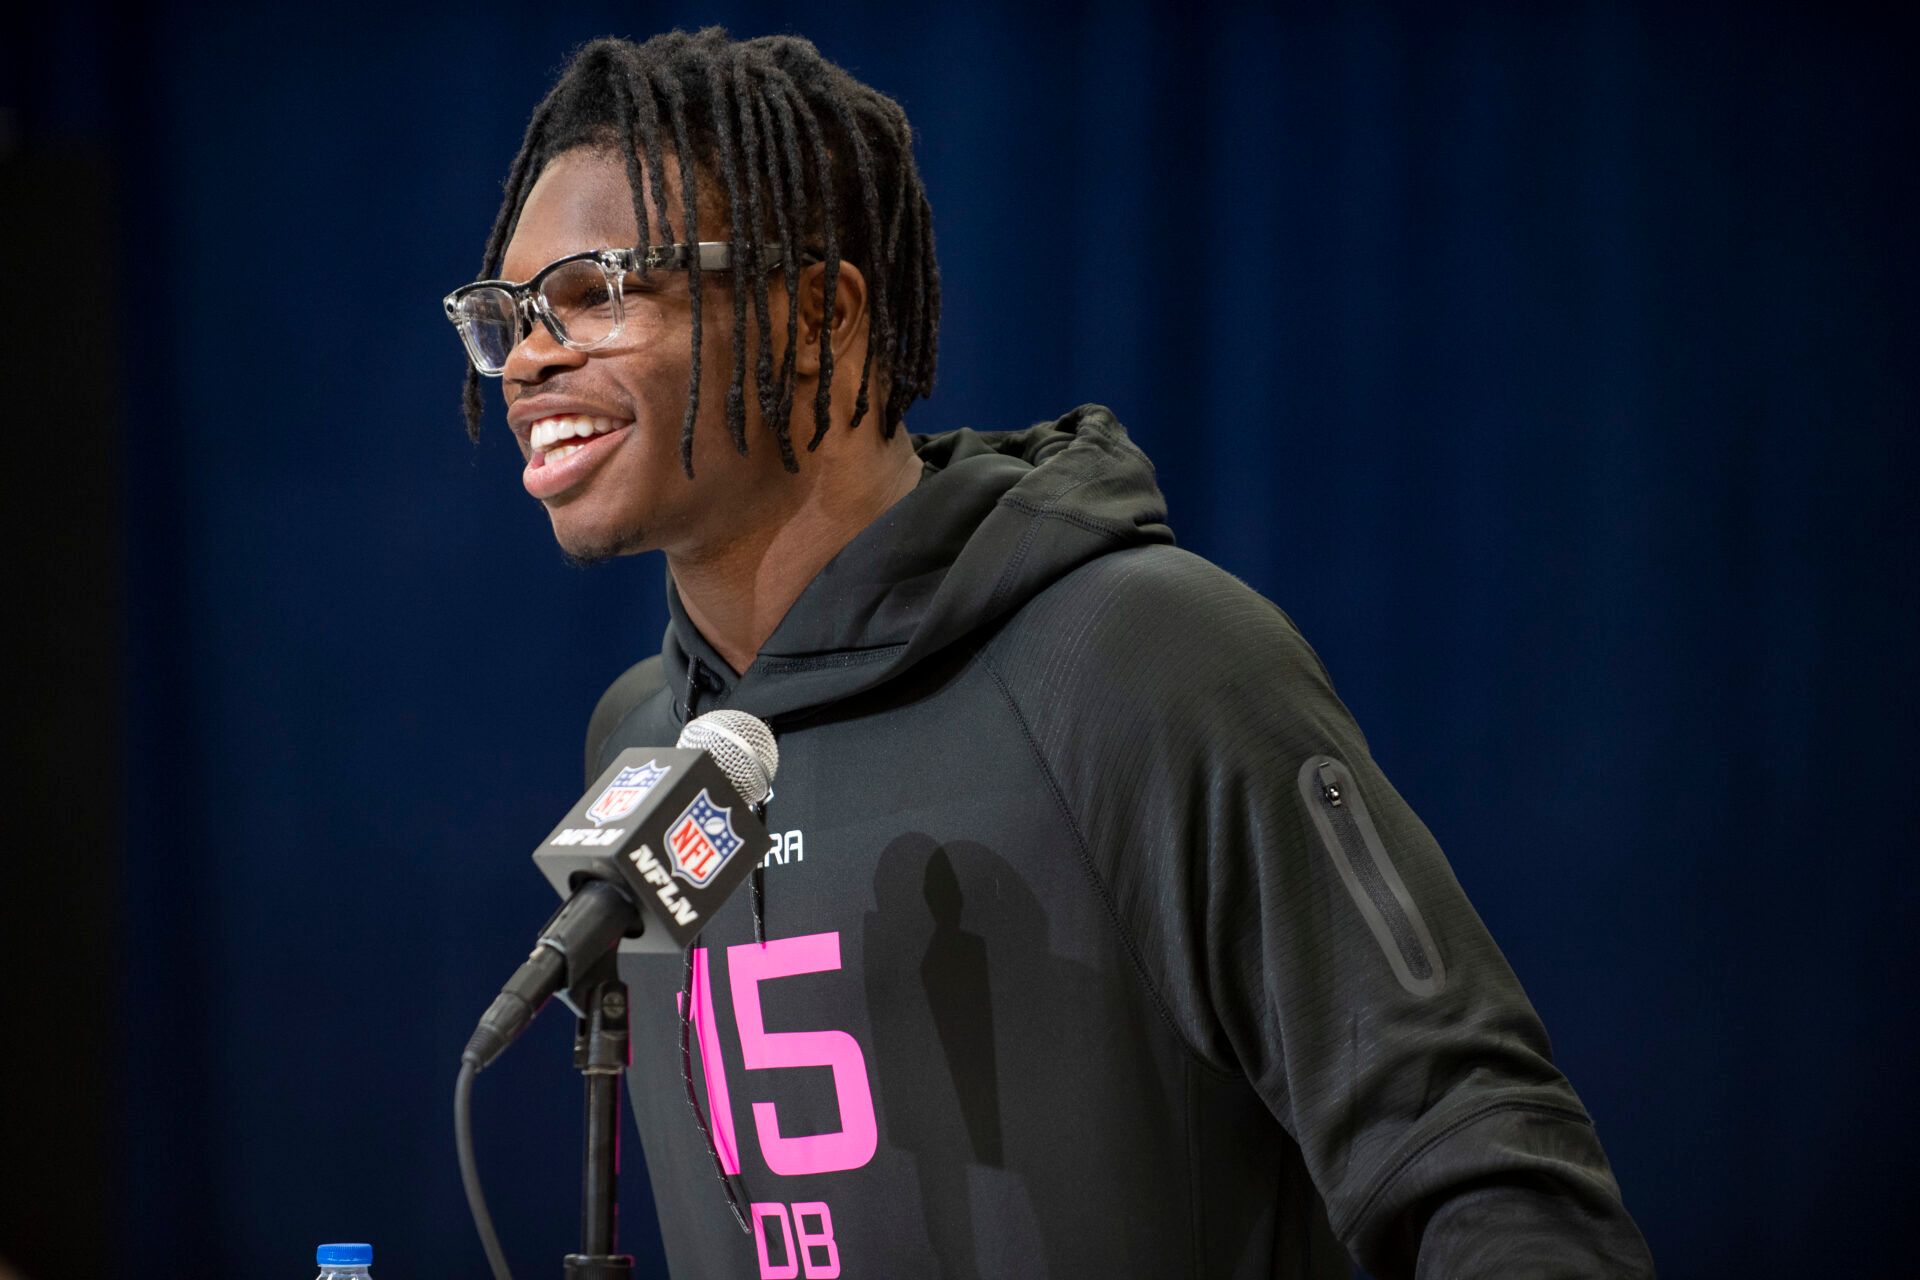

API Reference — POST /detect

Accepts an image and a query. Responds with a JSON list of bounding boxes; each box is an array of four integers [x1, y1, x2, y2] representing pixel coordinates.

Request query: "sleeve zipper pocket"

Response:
[[1296, 755, 1447, 997]]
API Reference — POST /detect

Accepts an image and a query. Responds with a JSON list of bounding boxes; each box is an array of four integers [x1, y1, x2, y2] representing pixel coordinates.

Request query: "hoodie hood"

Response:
[[662, 403, 1174, 724]]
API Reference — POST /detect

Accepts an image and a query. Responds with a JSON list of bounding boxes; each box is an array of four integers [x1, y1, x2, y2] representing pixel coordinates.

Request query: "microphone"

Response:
[[462, 710, 779, 1071]]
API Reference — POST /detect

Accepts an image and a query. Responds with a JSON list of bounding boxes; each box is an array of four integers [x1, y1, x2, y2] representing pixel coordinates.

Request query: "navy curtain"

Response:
[[6, 2, 1913, 1276]]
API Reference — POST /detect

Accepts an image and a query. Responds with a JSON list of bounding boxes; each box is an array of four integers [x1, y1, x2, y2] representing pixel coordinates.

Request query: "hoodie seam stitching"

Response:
[[977, 650, 1241, 1084], [997, 496, 1137, 538], [753, 646, 906, 675], [1187, 1059, 1203, 1279], [984, 472, 1106, 619]]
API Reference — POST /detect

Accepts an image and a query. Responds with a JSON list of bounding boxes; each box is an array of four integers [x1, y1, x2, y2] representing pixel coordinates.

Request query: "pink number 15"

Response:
[[681, 932, 878, 1177]]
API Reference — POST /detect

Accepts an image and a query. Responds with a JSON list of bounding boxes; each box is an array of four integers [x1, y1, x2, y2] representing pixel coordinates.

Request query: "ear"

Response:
[[790, 259, 870, 378]]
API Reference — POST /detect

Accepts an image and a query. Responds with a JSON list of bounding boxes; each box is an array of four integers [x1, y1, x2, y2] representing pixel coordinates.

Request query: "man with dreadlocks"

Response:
[[446, 27, 1651, 1280]]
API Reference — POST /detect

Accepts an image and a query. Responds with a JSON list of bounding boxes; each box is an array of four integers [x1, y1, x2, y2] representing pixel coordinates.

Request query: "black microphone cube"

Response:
[[531, 747, 770, 954]]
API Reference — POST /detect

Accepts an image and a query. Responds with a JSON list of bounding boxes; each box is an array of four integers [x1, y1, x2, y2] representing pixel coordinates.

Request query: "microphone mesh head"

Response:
[[677, 710, 779, 805]]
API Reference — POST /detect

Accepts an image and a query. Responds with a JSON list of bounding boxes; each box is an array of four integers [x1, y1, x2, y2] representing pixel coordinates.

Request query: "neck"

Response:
[[669, 436, 922, 676]]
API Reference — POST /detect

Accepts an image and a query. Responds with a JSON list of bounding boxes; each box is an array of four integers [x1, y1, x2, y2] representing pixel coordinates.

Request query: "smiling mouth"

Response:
[[529, 414, 629, 464]]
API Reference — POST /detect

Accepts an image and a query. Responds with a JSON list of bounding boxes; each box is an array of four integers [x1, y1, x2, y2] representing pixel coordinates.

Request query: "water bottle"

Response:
[[315, 1242, 373, 1278]]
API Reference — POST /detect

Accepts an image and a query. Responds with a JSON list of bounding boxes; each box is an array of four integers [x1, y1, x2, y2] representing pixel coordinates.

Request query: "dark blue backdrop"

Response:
[[9, 1, 1915, 1276]]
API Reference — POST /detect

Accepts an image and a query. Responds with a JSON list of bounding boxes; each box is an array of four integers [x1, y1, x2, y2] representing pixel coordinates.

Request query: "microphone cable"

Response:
[[455, 1058, 515, 1280]]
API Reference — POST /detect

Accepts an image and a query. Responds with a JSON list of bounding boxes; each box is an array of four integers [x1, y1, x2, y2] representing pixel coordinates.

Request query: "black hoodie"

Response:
[[589, 405, 1653, 1278]]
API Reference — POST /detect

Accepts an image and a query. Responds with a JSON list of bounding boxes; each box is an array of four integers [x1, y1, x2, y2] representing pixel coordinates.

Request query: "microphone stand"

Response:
[[562, 949, 634, 1279]]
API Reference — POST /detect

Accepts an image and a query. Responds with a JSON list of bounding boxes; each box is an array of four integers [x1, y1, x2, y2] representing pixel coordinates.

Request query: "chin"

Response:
[[549, 511, 654, 566]]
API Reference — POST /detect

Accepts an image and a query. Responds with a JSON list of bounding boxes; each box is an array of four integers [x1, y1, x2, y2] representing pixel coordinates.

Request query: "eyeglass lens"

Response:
[[457, 288, 520, 373], [538, 258, 621, 347], [456, 258, 623, 373]]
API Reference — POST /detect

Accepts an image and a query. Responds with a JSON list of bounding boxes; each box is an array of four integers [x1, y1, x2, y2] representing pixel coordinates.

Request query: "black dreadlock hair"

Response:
[[461, 29, 940, 477]]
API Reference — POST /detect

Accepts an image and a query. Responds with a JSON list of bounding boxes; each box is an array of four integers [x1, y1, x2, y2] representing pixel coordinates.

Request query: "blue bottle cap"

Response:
[[317, 1243, 373, 1265]]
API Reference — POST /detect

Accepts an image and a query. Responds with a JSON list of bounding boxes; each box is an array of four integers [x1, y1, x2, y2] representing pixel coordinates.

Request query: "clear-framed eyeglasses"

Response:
[[442, 242, 786, 376]]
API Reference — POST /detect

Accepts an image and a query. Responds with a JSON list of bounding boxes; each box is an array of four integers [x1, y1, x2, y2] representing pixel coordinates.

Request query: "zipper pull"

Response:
[[1316, 759, 1344, 807]]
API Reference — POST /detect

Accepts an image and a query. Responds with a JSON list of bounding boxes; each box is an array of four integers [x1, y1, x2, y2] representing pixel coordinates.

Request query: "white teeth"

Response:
[[530, 415, 624, 452], [546, 443, 584, 463]]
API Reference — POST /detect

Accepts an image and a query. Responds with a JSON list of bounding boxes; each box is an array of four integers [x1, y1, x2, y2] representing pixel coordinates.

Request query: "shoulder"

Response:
[[584, 655, 668, 786], [988, 544, 1344, 723]]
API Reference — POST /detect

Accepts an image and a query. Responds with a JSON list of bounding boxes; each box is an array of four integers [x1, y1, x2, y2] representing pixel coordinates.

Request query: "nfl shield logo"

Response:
[[666, 789, 743, 887], [585, 760, 672, 826]]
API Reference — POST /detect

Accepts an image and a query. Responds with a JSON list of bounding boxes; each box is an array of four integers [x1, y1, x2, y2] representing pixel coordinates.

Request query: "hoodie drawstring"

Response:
[[679, 938, 752, 1234], [750, 832, 768, 946], [679, 655, 712, 725]]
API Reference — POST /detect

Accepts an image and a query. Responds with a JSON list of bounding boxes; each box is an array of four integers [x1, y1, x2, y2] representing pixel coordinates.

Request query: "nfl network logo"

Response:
[[585, 760, 672, 826], [666, 789, 743, 888]]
